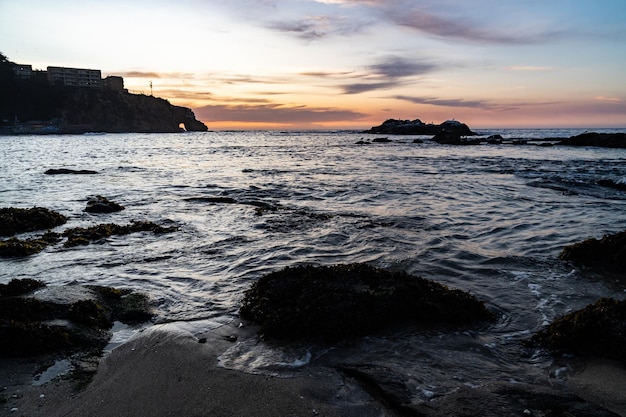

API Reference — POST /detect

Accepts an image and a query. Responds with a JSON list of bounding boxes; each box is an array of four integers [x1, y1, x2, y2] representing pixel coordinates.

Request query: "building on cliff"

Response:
[[11, 63, 125, 91], [47, 66, 102, 88]]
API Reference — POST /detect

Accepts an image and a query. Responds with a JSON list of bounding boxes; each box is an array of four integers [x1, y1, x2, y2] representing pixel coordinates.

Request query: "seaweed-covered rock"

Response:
[[84, 195, 125, 213], [531, 298, 626, 363], [0, 278, 45, 297], [0, 279, 153, 357], [0, 232, 61, 257], [0, 207, 67, 236], [559, 230, 626, 274], [240, 263, 493, 341], [63, 221, 176, 247]]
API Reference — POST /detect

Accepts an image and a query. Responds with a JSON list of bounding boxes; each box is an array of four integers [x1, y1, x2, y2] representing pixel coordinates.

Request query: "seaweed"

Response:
[[240, 263, 494, 341]]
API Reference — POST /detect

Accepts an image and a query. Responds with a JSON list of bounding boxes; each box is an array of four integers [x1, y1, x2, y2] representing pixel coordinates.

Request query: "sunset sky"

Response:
[[1, 0, 625, 129]]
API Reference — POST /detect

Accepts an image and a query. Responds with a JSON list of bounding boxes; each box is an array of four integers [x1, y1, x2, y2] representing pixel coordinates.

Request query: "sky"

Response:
[[1, 0, 625, 130]]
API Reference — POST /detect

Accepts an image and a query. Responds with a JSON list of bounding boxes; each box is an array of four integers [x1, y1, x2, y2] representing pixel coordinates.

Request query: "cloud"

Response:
[[194, 103, 367, 125], [343, 81, 400, 94], [368, 56, 438, 78], [342, 55, 438, 94], [395, 95, 500, 110], [388, 8, 566, 44], [267, 14, 369, 40]]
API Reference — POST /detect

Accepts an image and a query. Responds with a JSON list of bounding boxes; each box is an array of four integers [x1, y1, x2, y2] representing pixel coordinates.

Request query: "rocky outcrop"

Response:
[[364, 118, 475, 137], [559, 230, 626, 274], [45, 168, 98, 175], [0, 207, 67, 236], [0, 279, 152, 357], [240, 263, 493, 341], [0, 215, 177, 257], [84, 195, 125, 214], [53, 88, 208, 133], [531, 298, 626, 364], [559, 133, 626, 148]]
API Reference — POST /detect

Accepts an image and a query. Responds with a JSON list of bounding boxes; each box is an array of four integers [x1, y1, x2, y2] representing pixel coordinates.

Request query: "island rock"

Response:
[[364, 118, 476, 137]]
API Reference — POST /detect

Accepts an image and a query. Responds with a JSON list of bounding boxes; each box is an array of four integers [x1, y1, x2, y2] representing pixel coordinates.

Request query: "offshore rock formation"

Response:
[[364, 118, 476, 137], [240, 263, 493, 341], [558, 132, 626, 148]]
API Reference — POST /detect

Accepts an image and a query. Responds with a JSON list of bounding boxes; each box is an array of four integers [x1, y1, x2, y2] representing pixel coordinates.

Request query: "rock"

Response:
[[0, 232, 61, 257], [372, 137, 392, 143], [364, 118, 475, 137], [558, 133, 626, 148], [84, 195, 125, 213], [598, 179, 626, 192], [559, 230, 626, 274], [1, 76, 208, 134], [531, 298, 626, 364], [0, 207, 67, 236], [1, 221, 176, 256], [63, 221, 177, 247], [486, 134, 503, 144], [44, 168, 98, 175], [0, 279, 153, 357], [239, 263, 494, 341], [355, 140, 370, 145], [411, 138, 424, 144]]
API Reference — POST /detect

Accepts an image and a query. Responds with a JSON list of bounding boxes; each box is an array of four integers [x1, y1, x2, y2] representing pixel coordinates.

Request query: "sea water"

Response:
[[1, 128, 625, 397]]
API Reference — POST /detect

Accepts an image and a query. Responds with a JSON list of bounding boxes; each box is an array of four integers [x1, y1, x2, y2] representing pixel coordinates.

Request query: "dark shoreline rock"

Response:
[[45, 168, 98, 175], [531, 298, 626, 364], [1, 221, 177, 257], [0, 279, 152, 357], [559, 230, 626, 274], [240, 263, 494, 341], [0, 207, 67, 236], [84, 195, 125, 214], [63, 221, 177, 247]]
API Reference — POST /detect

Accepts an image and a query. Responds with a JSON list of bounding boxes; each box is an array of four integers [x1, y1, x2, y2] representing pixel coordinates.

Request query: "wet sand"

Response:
[[2, 321, 625, 417]]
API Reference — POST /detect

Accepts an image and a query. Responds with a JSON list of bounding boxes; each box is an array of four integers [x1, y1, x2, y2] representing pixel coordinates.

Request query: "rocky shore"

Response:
[[2, 203, 626, 414], [363, 119, 626, 148]]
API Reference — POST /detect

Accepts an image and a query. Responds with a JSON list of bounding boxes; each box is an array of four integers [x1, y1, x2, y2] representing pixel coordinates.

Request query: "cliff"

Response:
[[0, 55, 207, 134]]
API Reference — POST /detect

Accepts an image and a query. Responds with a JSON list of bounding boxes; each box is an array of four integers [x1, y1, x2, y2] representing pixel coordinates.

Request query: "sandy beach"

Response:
[[1, 319, 625, 417]]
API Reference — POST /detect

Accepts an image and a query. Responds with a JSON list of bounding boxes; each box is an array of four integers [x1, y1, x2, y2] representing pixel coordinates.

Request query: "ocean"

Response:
[[1, 128, 625, 399]]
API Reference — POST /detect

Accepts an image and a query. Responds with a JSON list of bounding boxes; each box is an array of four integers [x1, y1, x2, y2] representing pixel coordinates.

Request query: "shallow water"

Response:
[[1, 129, 626, 395]]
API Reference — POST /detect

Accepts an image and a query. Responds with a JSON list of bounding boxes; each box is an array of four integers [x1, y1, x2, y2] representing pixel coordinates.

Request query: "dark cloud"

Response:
[[368, 56, 437, 78], [386, 7, 566, 44], [395, 95, 497, 109], [343, 81, 400, 94], [342, 56, 437, 94], [194, 103, 367, 125], [266, 13, 370, 40]]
